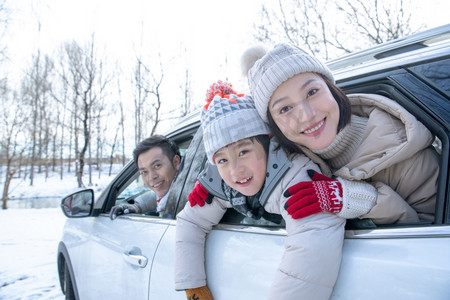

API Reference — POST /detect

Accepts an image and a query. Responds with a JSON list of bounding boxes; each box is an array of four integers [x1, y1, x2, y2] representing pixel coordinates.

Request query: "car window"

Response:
[[115, 173, 153, 206], [408, 58, 450, 96], [107, 138, 193, 219], [340, 60, 448, 227]]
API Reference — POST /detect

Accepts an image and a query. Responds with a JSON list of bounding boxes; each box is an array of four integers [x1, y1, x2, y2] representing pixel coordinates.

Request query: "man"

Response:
[[110, 135, 181, 220]]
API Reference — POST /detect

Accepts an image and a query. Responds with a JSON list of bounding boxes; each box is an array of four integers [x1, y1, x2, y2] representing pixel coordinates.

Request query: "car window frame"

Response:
[[338, 59, 449, 226]]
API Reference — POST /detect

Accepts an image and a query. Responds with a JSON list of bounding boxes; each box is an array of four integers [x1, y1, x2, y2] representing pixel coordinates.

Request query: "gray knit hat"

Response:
[[201, 81, 271, 164], [245, 43, 334, 122]]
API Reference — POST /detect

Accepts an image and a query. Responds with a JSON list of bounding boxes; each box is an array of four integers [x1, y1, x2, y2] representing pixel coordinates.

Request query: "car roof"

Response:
[[327, 24, 450, 81]]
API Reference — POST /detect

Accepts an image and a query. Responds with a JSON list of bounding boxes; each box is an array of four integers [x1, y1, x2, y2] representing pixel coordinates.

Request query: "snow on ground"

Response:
[[6, 164, 124, 205], [0, 208, 66, 299], [0, 164, 124, 299]]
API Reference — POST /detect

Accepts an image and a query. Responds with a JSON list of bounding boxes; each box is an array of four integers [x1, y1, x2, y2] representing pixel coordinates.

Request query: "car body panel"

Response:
[[334, 229, 450, 299], [61, 215, 169, 299], [149, 224, 287, 298]]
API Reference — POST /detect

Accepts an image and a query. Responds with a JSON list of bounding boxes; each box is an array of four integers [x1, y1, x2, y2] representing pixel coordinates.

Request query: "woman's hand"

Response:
[[284, 170, 343, 219]]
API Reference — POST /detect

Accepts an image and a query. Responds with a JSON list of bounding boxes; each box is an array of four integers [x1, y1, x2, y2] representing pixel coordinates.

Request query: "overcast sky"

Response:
[[2, 0, 449, 133], [4, 0, 265, 101]]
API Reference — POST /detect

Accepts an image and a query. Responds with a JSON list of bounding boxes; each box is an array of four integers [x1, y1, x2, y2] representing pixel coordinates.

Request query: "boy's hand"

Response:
[[188, 181, 214, 207], [283, 170, 343, 219], [185, 286, 213, 300], [185, 285, 213, 300]]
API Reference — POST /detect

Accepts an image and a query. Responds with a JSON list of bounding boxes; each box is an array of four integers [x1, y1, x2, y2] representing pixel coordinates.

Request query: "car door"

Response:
[[68, 165, 171, 299]]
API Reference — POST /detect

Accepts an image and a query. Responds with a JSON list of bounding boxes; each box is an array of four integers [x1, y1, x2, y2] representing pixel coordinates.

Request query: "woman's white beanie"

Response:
[[242, 43, 335, 123]]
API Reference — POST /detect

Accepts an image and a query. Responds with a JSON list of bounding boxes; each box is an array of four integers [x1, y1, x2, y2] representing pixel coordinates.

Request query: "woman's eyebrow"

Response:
[[271, 78, 319, 109], [301, 78, 318, 90]]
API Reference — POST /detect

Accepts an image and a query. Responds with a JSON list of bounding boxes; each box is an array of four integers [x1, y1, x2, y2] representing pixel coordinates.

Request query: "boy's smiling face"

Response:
[[214, 138, 267, 196]]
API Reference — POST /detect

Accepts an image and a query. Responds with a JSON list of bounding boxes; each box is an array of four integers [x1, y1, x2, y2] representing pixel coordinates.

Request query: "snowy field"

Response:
[[0, 208, 66, 299], [0, 165, 123, 299]]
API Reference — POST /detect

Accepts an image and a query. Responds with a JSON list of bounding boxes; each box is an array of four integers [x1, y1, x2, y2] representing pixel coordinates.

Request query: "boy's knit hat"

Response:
[[243, 43, 334, 122], [201, 81, 271, 164]]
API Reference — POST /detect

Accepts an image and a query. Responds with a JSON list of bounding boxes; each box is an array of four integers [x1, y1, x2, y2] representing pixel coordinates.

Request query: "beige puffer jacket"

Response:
[[333, 94, 438, 224], [175, 150, 346, 299]]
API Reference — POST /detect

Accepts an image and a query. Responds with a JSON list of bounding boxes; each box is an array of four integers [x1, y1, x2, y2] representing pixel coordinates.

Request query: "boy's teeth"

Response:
[[238, 177, 250, 183]]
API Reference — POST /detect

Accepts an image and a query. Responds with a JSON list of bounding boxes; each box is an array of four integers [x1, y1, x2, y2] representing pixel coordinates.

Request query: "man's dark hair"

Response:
[[133, 135, 181, 167]]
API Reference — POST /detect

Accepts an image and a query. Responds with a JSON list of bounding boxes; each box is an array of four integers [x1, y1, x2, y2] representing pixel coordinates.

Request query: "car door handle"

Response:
[[123, 247, 148, 268]]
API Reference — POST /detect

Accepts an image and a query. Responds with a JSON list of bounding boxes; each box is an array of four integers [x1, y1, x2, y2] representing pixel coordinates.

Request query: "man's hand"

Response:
[[188, 181, 213, 207], [110, 204, 138, 220], [284, 170, 343, 219]]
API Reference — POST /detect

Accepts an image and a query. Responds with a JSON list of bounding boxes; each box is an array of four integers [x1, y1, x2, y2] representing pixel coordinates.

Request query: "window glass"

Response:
[[409, 59, 450, 96], [111, 172, 159, 216], [117, 173, 150, 201]]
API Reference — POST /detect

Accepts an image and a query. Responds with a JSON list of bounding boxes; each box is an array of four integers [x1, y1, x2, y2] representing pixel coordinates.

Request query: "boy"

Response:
[[175, 81, 346, 300]]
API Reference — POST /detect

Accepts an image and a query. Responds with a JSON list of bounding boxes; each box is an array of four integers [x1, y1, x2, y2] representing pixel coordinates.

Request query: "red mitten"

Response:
[[284, 170, 343, 219], [188, 181, 214, 207]]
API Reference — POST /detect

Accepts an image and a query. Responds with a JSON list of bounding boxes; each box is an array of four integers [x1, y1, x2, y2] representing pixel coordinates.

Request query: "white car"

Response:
[[58, 25, 450, 300]]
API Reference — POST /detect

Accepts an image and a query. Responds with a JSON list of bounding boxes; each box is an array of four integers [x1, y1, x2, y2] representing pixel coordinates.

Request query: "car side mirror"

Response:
[[61, 189, 94, 218]]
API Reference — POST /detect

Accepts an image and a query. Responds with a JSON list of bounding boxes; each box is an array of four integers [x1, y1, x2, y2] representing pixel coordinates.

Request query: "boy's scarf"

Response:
[[221, 181, 265, 219]]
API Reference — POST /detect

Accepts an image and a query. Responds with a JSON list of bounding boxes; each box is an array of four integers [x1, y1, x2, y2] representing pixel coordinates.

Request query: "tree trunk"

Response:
[[109, 127, 119, 176], [120, 103, 126, 166], [1, 168, 16, 210], [77, 104, 90, 188]]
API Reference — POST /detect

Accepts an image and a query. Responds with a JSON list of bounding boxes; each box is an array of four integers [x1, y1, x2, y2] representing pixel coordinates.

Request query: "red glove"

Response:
[[284, 170, 343, 219], [188, 181, 214, 207]]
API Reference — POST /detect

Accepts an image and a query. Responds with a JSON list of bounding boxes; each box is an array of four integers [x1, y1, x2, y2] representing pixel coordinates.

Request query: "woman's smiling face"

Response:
[[268, 72, 340, 150]]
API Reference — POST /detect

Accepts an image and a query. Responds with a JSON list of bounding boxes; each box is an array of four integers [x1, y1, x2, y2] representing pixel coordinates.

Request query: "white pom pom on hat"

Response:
[[242, 43, 334, 123], [240, 45, 267, 77]]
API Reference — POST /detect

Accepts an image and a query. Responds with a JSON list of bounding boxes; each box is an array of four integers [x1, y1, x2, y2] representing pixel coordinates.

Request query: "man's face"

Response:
[[138, 147, 180, 198]]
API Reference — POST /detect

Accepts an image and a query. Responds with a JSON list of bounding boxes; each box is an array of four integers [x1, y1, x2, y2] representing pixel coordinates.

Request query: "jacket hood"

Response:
[[334, 93, 434, 180]]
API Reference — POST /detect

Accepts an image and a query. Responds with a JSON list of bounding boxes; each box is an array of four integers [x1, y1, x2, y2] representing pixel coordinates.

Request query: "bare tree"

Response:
[[119, 96, 126, 166], [132, 55, 164, 144], [335, 0, 415, 44], [50, 76, 69, 180], [21, 52, 54, 186], [114, 78, 127, 166], [180, 49, 193, 117], [133, 58, 148, 144], [60, 38, 109, 187], [254, 0, 419, 60], [0, 82, 27, 209], [0, 0, 10, 63]]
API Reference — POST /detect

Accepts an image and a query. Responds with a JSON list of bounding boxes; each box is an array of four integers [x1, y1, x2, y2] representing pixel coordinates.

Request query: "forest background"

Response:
[[1, 0, 449, 209]]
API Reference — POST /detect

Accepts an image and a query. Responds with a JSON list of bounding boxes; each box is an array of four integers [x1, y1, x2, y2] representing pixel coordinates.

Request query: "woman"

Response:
[[242, 43, 438, 224]]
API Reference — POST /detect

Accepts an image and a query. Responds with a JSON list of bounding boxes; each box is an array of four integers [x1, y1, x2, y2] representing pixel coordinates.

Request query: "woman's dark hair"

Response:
[[133, 135, 181, 167], [267, 74, 352, 155]]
